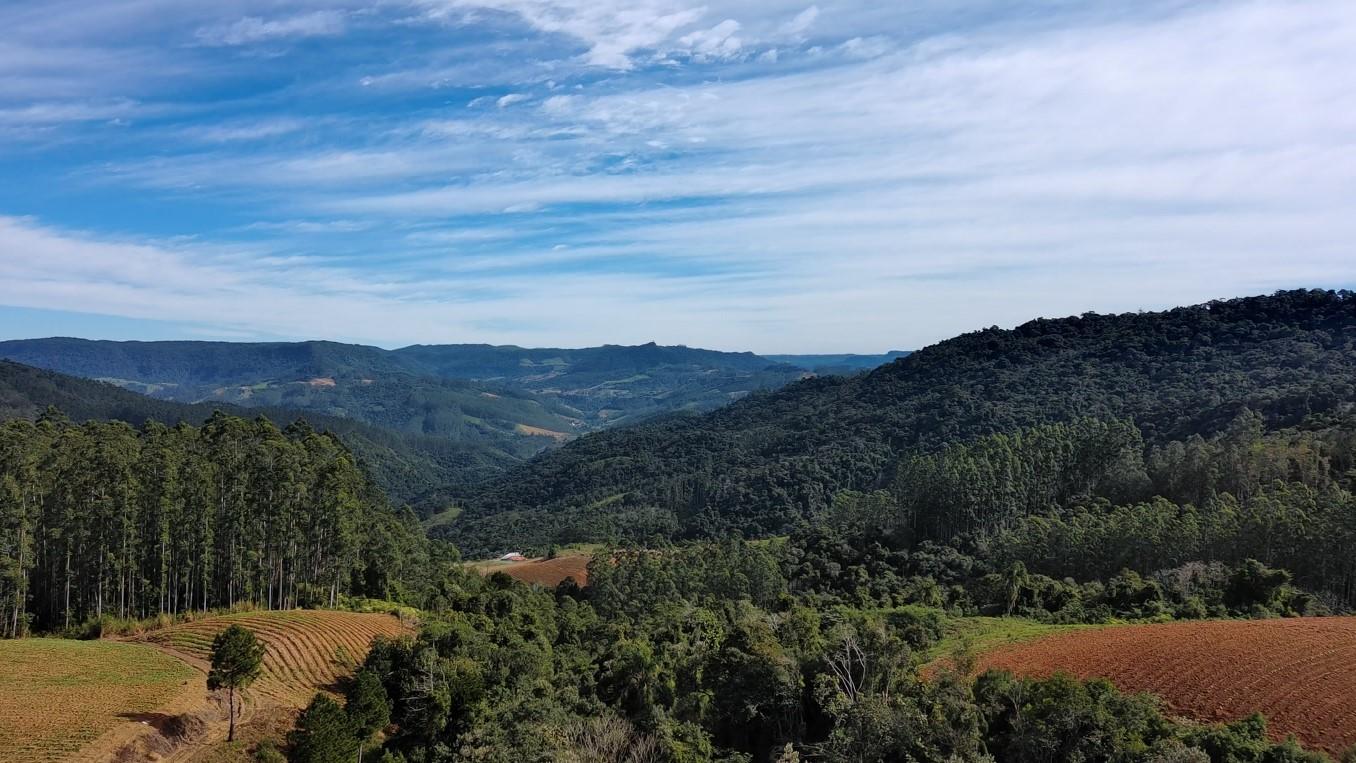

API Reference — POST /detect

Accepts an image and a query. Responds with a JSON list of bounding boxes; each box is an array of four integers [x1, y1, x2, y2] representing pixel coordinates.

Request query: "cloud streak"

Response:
[[0, 0, 1352, 351], [196, 11, 349, 46]]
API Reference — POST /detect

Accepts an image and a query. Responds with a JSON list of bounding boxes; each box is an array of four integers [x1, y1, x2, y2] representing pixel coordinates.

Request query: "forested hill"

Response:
[[0, 338, 810, 429], [446, 289, 1356, 553], [0, 361, 509, 503]]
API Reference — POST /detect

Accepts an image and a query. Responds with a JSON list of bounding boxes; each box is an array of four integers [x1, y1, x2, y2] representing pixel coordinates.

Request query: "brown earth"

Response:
[[71, 609, 413, 763], [474, 555, 591, 587], [513, 423, 571, 441], [0, 639, 196, 763], [977, 616, 1356, 756]]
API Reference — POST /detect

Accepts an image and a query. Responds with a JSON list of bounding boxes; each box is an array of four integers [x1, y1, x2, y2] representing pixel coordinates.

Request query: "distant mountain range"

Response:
[[765, 351, 911, 374], [0, 338, 907, 502]]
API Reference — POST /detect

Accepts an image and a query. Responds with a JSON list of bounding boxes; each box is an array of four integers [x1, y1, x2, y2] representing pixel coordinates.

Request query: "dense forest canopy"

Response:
[[445, 290, 1356, 554], [0, 360, 524, 503], [284, 542, 1334, 763], [0, 410, 434, 636], [0, 339, 834, 502]]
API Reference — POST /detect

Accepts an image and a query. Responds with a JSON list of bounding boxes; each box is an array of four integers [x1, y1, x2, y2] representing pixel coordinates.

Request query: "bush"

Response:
[[254, 739, 286, 763]]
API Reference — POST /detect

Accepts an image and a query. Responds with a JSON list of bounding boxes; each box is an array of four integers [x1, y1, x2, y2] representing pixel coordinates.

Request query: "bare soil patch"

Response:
[[474, 554, 591, 587], [977, 616, 1356, 755]]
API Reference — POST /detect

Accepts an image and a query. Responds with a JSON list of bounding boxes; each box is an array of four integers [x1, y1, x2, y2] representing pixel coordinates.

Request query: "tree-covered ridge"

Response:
[[0, 360, 513, 504], [0, 410, 431, 636], [446, 290, 1356, 553], [0, 337, 812, 433], [392, 341, 811, 425], [0, 339, 817, 500], [0, 339, 586, 465]]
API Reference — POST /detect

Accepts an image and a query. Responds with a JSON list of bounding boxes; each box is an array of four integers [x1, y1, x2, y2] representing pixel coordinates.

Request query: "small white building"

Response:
[[499, 551, 527, 562]]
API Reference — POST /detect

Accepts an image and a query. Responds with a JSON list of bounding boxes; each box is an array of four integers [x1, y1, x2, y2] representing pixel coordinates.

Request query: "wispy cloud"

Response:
[[196, 11, 349, 46], [0, 0, 1352, 351]]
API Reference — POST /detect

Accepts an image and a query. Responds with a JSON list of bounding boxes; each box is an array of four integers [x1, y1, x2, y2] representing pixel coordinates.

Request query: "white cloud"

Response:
[[496, 92, 530, 107], [678, 19, 743, 60], [197, 10, 347, 46], [0, 98, 142, 125], [778, 6, 818, 39], [182, 118, 307, 142], [2, 0, 1355, 351], [416, 0, 707, 68]]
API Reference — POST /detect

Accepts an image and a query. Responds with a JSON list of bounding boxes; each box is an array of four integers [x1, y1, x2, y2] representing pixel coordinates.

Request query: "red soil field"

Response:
[[978, 616, 1356, 756], [475, 554, 591, 587]]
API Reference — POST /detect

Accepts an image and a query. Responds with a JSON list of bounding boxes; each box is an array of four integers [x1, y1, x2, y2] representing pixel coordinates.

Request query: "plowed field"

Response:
[[140, 609, 412, 706], [0, 639, 195, 763], [977, 616, 1356, 755], [474, 554, 590, 587]]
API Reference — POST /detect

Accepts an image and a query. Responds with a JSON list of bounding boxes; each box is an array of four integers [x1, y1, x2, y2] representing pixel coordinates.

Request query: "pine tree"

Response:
[[345, 669, 391, 763], [208, 624, 265, 742], [289, 693, 358, 763]]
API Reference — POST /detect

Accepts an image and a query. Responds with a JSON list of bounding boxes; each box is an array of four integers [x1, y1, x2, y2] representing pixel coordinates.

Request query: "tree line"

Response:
[[817, 412, 1356, 612], [0, 409, 425, 636]]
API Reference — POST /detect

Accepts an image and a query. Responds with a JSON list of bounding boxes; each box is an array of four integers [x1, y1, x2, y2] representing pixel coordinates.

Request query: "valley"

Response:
[[3, 1, 1347, 758], [2, 291, 1355, 763]]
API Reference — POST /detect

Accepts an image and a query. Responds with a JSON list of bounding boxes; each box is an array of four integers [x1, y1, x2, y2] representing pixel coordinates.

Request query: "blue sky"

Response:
[[1, 0, 1353, 352]]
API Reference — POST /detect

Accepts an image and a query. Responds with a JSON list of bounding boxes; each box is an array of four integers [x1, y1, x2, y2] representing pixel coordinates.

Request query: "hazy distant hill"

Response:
[[445, 290, 1356, 553], [765, 351, 910, 374], [391, 342, 807, 425], [0, 338, 811, 432]]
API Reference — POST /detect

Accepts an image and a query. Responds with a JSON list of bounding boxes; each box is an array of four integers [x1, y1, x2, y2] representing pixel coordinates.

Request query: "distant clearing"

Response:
[[514, 423, 570, 440], [0, 639, 195, 763], [977, 616, 1356, 755], [421, 505, 462, 531], [473, 554, 591, 587]]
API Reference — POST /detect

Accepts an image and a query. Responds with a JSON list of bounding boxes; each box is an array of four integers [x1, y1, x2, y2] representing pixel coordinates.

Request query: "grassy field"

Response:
[[420, 505, 461, 532], [924, 616, 1100, 667], [0, 638, 196, 762]]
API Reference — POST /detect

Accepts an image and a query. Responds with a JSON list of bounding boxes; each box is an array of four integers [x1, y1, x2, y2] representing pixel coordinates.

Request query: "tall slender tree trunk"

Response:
[[64, 548, 72, 629], [11, 525, 24, 637]]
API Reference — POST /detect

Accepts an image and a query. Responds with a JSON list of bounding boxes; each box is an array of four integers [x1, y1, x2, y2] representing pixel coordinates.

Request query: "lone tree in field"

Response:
[[208, 624, 266, 742]]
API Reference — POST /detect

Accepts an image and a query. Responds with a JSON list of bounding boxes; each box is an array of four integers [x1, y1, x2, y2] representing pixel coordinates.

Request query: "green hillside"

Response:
[[393, 341, 808, 425], [0, 360, 509, 503], [0, 339, 812, 485], [445, 290, 1356, 552]]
